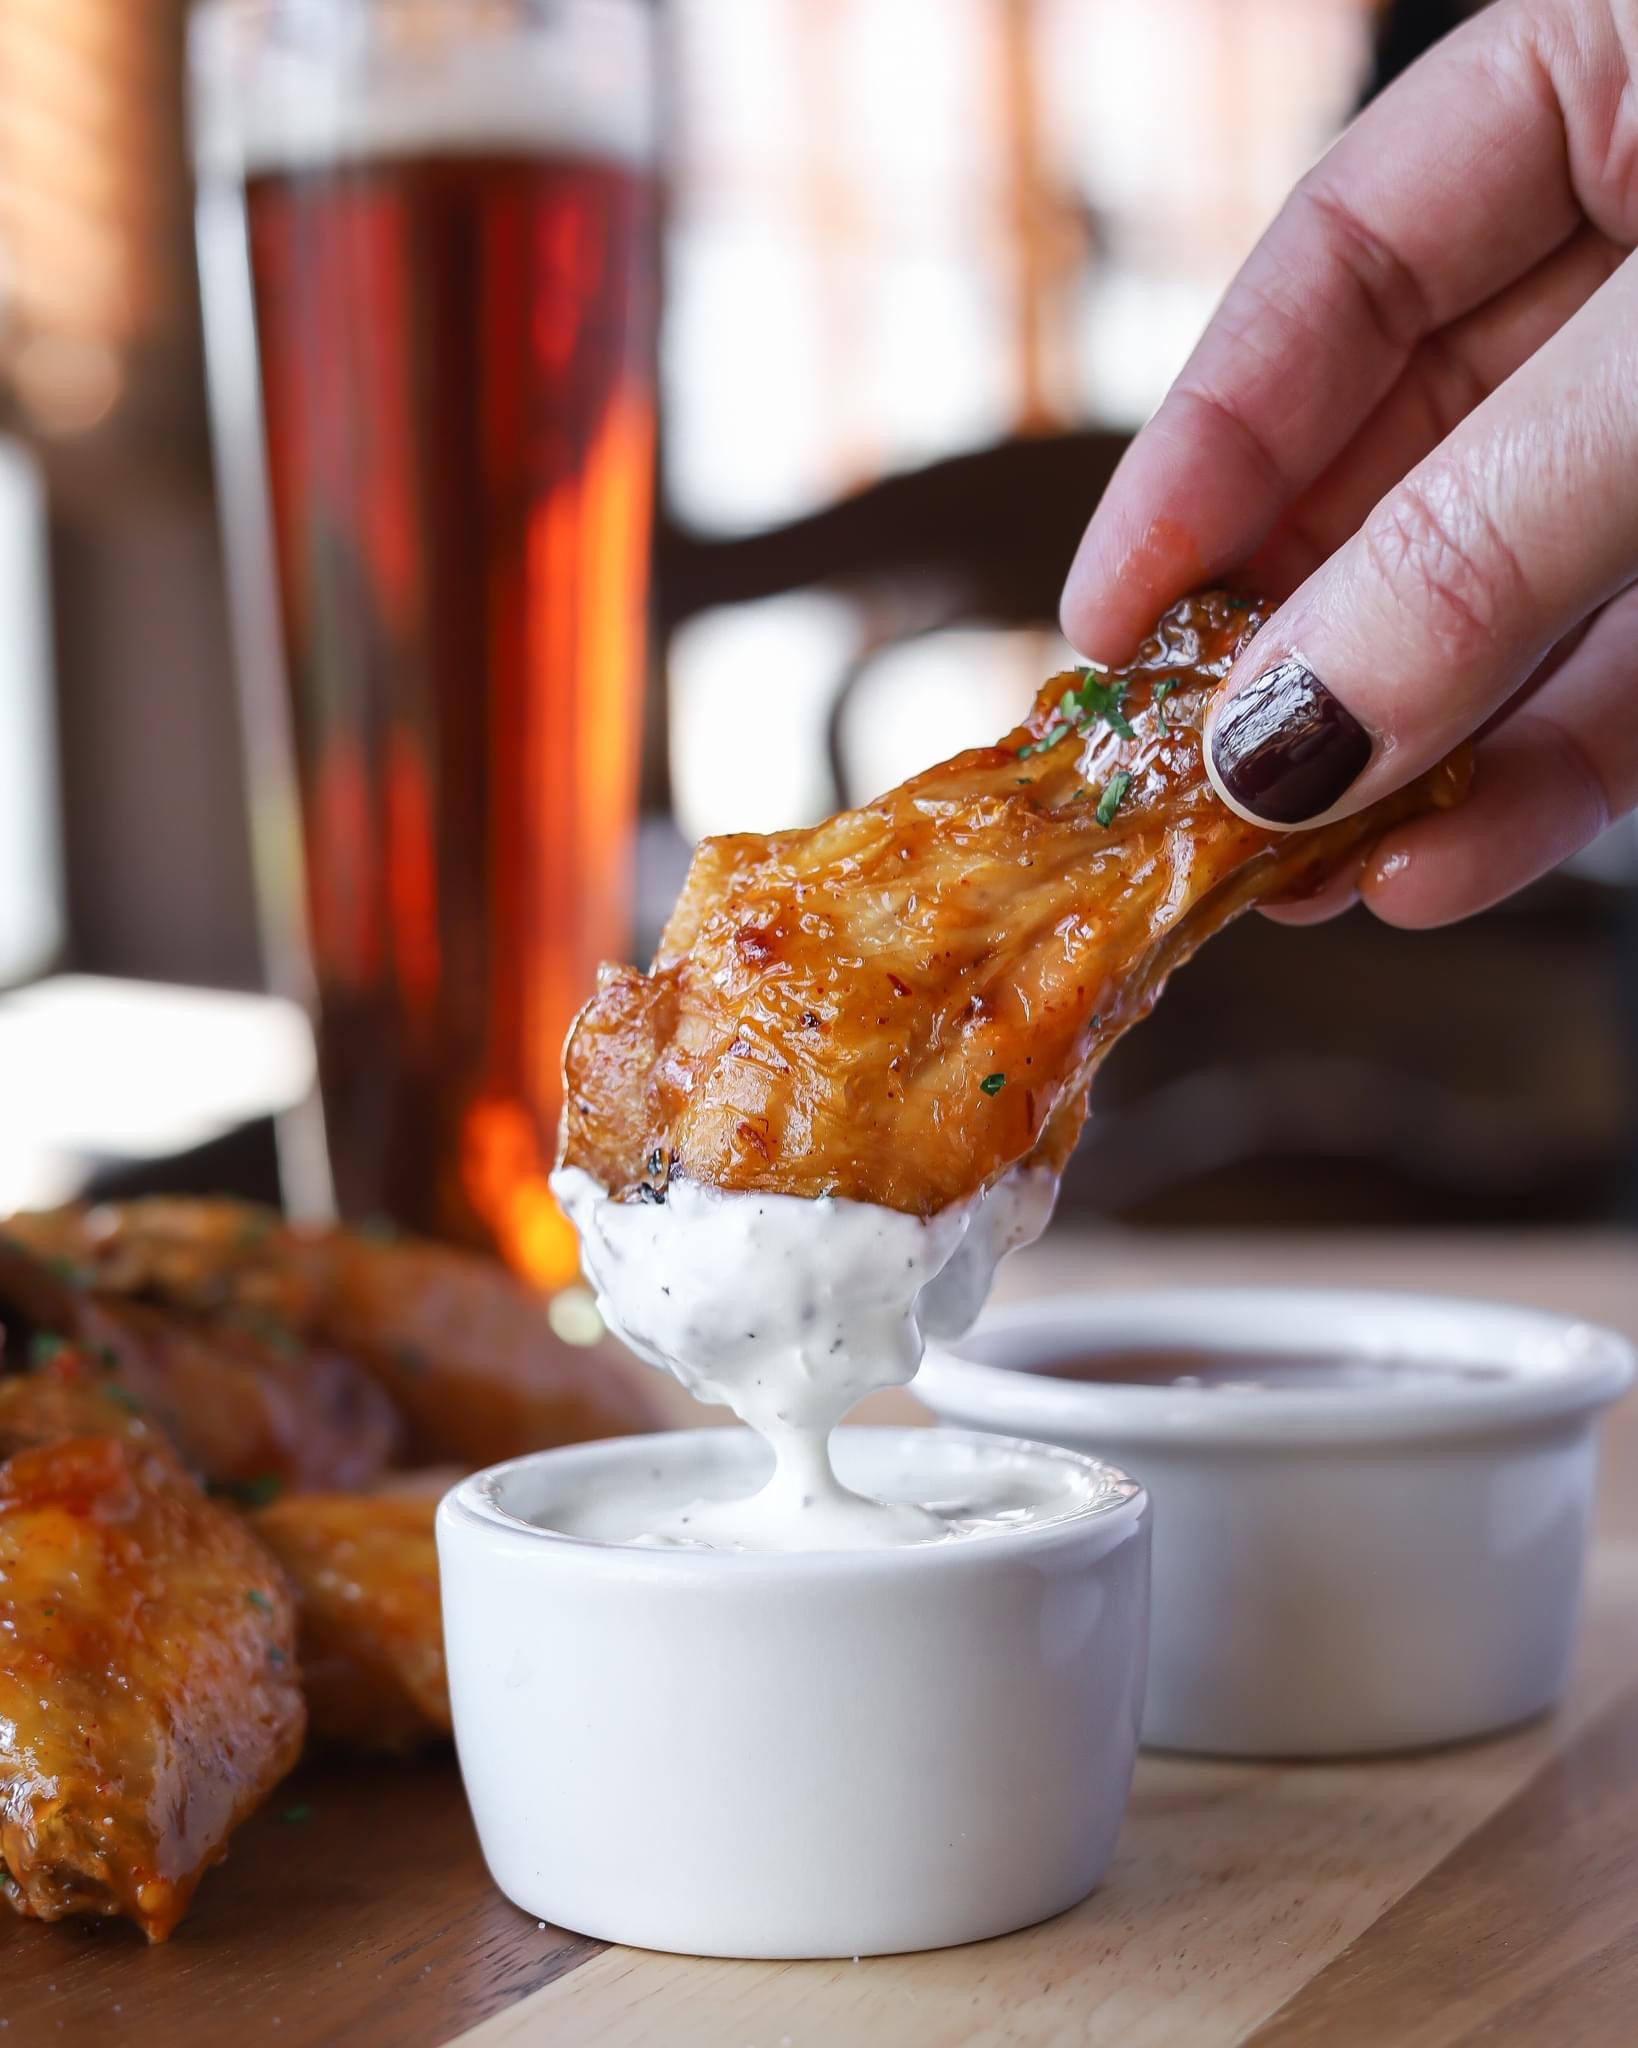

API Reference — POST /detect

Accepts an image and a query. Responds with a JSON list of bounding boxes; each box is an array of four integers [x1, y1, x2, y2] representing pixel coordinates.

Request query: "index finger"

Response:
[[1059, 0, 1592, 661]]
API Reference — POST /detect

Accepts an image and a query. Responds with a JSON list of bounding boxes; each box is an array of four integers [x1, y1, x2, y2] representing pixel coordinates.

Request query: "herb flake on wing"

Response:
[[1095, 773, 1132, 828], [1017, 665, 1137, 759]]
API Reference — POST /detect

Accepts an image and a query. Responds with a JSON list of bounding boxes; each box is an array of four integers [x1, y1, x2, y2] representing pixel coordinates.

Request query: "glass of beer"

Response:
[[190, 0, 655, 1288]]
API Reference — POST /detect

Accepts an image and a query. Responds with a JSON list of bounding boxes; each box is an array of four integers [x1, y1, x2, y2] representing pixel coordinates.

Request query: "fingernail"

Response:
[[1210, 658, 1372, 825]]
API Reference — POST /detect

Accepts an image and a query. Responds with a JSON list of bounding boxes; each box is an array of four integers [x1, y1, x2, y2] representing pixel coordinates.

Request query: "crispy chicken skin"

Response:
[[1, 1199, 656, 1470], [0, 1374, 305, 1942], [0, 1227, 403, 1494], [254, 1480, 450, 1755], [311, 1231, 656, 1466], [560, 591, 1468, 1215]]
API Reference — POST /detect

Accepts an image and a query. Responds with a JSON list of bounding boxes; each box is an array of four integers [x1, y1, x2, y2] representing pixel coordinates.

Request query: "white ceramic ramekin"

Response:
[[918, 1289, 1634, 1759], [437, 1425, 1150, 1957]]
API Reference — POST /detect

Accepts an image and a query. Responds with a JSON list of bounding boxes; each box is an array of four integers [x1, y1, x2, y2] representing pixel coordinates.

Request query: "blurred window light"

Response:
[[0, 975, 315, 1213], [835, 626, 1067, 804], [663, 0, 1373, 532], [10, 333, 122, 435], [1567, 816, 1638, 888], [1039, 0, 1370, 413], [0, 435, 60, 985], [0, 0, 190, 439], [668, 593, 860, 840]]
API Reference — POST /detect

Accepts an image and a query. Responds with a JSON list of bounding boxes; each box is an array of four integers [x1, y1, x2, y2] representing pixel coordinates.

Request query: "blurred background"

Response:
[[0, 0, 1633, 1266]]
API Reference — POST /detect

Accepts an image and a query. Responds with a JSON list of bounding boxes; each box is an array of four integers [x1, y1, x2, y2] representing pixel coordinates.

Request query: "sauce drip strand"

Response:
[[551, 1166, 1055, 1549]]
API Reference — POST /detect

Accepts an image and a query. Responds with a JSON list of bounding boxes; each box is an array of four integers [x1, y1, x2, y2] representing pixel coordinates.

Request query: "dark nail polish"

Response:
[[1210, 658, 1372, 825]]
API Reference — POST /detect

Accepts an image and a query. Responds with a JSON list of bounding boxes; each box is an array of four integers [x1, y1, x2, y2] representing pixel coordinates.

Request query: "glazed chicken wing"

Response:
[[2, 1198, 655, 1472], [561, 591, 1467, 1214], [0, 1373, 304, 1941], [0, 1228, 402, 1496], [311, 1230, 656, 1465], [254, 1477, 451, 1755]]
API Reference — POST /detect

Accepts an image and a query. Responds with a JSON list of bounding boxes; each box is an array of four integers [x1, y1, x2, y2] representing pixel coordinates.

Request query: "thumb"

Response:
[[1204, 252, 1638, 830]]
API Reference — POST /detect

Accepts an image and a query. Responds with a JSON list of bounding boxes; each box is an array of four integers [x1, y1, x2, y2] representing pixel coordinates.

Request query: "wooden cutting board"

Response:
[[4, 1229, 1636, 2048], [0, 1754, 596, 2047]]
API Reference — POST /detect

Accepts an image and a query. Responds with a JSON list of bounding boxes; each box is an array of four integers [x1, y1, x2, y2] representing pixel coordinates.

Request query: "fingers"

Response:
[[1060, 0, 1633, 661], [1360, 583, 1638, 928], [1259, 865, 1362, 929], [1203, 250, 1638, 830], [1251, 225, 1628, 596]]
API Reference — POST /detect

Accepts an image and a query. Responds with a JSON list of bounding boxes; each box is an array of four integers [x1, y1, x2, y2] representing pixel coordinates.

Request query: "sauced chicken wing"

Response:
[[560, 591, 1468, 1215], [0, 1373, 305, 1941], [0, 1228, 402, 1495], [254, 1478, 450, 1754], [1, 1199, 656, 1471], [312, 1232, 656, 1466]]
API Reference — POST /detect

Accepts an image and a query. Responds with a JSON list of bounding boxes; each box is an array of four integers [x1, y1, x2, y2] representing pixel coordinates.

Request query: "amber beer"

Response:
[[193, 2, 654, 1288], [244, 151, 650, 1285]]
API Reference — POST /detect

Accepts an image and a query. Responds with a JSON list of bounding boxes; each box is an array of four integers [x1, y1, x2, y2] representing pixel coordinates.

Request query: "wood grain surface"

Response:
[[0, 1755, 599, 2048], [4, 1231, 1635, 2048]]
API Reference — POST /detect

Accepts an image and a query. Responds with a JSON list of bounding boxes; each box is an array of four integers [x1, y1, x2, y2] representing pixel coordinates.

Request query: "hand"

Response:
[[1059, 0, 1638, 927]]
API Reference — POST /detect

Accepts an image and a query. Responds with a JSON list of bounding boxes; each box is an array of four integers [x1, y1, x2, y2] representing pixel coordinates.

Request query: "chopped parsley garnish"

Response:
[[267, 1646, 288, 1669], [979, 1073, 1006, 1097], [211, 1473, 284, 1510], [26, 1332, 68, 1370], [1017, 666, 1138, 759], [281, 1802, 311, 1824], [103, 1385, 145, 1415], [239, 1310, 300, 1360], [1079, 673, 1135, 740], [1095, 772, 1132, 828], [1018, 720, 1072, 759], [1154, 680, 1177, 732], [246, 1588, 274, 1616]]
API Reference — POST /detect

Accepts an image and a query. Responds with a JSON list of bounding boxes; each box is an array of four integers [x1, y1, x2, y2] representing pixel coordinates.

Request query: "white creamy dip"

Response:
[[550, 1163, 1056, 1551]]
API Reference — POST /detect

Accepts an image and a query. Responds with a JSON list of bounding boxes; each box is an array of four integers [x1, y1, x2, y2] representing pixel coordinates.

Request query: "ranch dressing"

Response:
[[550, 1164, 1056, 1551]]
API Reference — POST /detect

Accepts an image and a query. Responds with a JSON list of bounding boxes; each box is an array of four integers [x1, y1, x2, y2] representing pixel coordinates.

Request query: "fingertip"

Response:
[[1057, 543, 1115, 662], [1362, 711, 1618, 930], [1357, 827, 1456, 929], [1059, 489, 1211, 663], [1259, 864, 1362, 925], [1058, 523, 1148, 664]]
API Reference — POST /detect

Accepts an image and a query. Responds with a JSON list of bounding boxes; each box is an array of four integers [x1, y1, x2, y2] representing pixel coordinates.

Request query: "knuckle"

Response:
[[1359, 472, 1527, 662], [1298, 180, 1432, 354], [1170, 381, 1294, 504]]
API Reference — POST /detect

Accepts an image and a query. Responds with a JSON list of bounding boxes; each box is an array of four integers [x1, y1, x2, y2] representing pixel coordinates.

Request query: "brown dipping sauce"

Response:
[[1040, 1347, 1510, 1392]]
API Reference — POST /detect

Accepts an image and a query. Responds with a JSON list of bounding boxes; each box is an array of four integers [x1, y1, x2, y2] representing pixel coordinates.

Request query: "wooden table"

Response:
[[6, 1231, 1636, 2048]]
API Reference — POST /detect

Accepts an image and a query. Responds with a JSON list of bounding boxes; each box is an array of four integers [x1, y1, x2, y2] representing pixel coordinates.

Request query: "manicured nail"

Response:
[[1210, 658, 1372, 825]]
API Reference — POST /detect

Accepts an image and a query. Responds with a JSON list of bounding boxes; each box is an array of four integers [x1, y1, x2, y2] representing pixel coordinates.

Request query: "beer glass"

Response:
[[191, 0, 655, 1288]]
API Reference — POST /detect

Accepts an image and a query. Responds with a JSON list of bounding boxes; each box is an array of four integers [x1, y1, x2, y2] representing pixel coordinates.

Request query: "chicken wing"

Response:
[[0, 1372, 305, 1941], [560, 591, 1468, 1214], [254, 1477, 451, 1755], [0, 1227, 402, 1496], [1, 1198, 656, 1472], [311, 1230, 657, 1466]]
